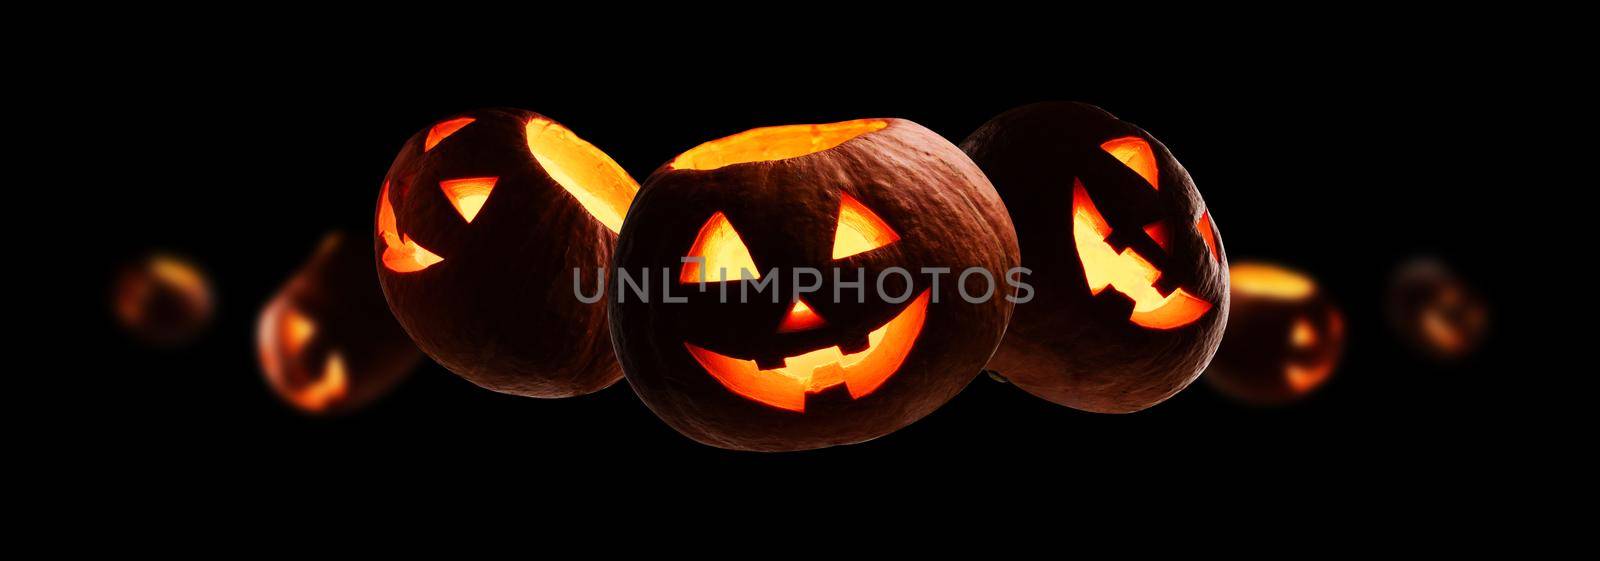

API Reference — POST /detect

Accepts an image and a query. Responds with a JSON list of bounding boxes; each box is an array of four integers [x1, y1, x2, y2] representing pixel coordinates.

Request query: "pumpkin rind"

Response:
[[963, 102, 1229, 413], [610, 118, 1019, 451]]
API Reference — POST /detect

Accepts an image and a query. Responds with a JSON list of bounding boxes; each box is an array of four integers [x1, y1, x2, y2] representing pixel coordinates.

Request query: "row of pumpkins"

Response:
[[115, 102, 1488, 452]]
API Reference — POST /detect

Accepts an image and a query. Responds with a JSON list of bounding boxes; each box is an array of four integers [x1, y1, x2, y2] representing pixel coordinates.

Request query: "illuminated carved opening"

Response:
[[1143, 221, 1171, 252], [439, 177, 498, 223], [686, 291, 929, 412], [670, 119, 889, 171], [425, 117, 476, 152], [1291, 317, 1318, 348], [257, 300, 350, 413], [1285, 359, 1334, 393], [526, 118, 638, 234], [148, 256, 210, 304], [681, 212, 760, 283], [833, 192, 900, 259], [778, 297, 827, 333], [1197, 211, 1220, 262], [1101, 137, 1159, 189], [287, 353, 350, 412], [378, 181, 444, 273], [282, 307, 316, 356], [1072, 179, 1211, 329], [1230, 262, 1315, 300]]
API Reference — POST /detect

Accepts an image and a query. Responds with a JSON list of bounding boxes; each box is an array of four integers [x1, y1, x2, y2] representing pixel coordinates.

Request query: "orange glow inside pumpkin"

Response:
[[526, 118, 638, 234], [669, 119, 888, 171], [1072, 180, 1212, 329], [1230, 262, 1316, 300], [1143, 221, 1171, 252], [1286, 309, 1341, 393], [1421, 307, 1467, 353], [685, 290, 929, 412], [439, 177, 498, 223], [681, 211, 761, 283], [1291, 317, 1318, 348], [425, 117, 476, 152], [258, 301, 350, 413], [377, 181, 444, 273], [1101, 137, 1159, 189], [833, 192, 900, 259], [778, 297, 827, 333], [1197, 211, 1220, 262]]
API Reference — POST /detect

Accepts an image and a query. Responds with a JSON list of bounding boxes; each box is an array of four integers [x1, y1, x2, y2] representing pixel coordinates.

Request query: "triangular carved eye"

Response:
[[439, 177, 498, 223], [681, 212, 761, 283], [833, 193, 899, 260], [1101, 137, 1159, 189], [424, 117, 475, 152]]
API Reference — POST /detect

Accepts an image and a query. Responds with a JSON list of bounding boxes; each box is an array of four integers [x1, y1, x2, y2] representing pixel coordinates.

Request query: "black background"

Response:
[[84, 51, 1527, 498]]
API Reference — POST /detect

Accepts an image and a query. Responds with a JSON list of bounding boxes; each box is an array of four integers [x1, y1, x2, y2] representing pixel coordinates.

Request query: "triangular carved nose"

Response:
[[778, 297, 827, 333]]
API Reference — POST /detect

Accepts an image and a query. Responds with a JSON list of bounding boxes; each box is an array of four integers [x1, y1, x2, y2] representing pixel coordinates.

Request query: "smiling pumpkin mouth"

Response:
[[684, 290, 930, 413]]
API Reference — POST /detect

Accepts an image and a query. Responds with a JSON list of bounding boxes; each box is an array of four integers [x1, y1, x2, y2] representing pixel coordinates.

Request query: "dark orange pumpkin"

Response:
[[1204, 262, 1343, 405], [376, 108, 638, 397], [113, 253, 214, 345], [259, 232, 421, 414], [1389, 258, 1488, 360], [964, 102, 1228, 413], [610, 119, 1019, 451]]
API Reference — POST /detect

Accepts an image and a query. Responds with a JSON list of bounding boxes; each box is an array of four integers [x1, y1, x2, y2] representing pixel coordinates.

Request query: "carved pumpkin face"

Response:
[[1389, 259, 1488, 360], [677, 194, 929, 413], [259, 232, 420, 414], [375, 108, 638, 397], [1204, 262, 1344, 405], [611, 118, 1019, 451], [113, 253, 214, 345], [963, 101, 1228, 413]]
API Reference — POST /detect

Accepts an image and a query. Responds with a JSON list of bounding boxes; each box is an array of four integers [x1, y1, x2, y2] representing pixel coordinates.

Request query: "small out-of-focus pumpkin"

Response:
[[258, 232, 421, 415], [1205, 262, 1343, 405], [964, 102, 1228, 413], [113, 253, 214, 345], [611, 118, 1019, 451], [376, 108, 638, 397], [1389, 259, 1488, 360]]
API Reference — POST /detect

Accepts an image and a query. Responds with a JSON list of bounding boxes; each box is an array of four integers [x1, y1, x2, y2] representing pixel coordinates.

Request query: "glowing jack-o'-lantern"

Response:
[[259, 232, 421, 414], [1204, 261, 1344, 405], [113, 253, 214, 345], [376, 108, 638, 397], [963, 101, 1228, 413], [1389, 258, 1488, 361], [611, 118, 1019, 451]]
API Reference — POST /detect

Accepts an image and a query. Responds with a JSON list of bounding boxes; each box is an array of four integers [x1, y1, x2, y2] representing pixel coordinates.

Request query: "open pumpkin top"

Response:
[[526, 117, 638, 233], [670, 119, 889, 171], [1231, 262, 1315, 300]]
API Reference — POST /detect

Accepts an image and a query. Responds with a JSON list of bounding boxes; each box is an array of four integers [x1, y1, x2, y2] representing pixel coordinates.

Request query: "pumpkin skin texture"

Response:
[[375, 108, 638, 397], [1388, 259, 1488, 361], [610, 118, 1019, 451], [1204, 262, 1343, 406], [113, 253, 214, 346], [963, 102, 1229, 413], [259, 232, 421, 415]]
